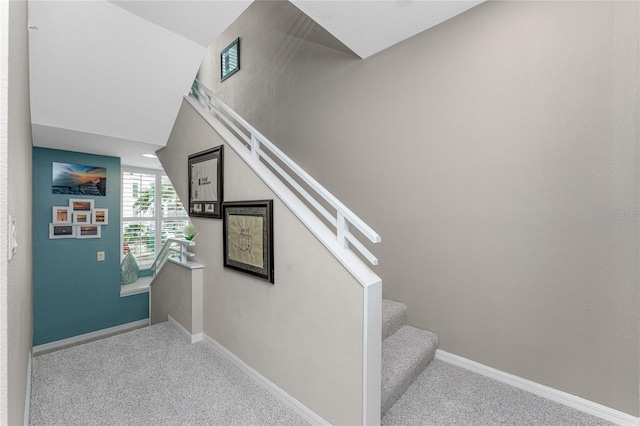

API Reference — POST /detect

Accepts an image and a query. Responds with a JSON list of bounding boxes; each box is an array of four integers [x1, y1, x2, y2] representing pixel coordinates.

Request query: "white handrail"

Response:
[[168, 238, 196, 264], [151, 238, 196, 275], [191, 79, 381, 265]]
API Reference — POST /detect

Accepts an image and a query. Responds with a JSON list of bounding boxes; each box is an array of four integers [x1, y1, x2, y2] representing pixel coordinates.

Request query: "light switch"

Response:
[[97, 251, 105, 261], [8, 215, 17, 261]]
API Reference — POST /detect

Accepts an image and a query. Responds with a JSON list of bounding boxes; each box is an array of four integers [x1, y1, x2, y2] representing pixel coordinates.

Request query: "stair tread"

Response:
[[381, 325, 438, 416], [382, 299, 407, 341]]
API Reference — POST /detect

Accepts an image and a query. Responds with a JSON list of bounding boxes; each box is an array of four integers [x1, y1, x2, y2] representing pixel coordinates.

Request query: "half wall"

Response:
[[158, 99, 370, 425]]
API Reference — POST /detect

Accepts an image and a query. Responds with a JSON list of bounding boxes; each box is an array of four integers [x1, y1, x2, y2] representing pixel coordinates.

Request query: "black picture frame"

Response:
[[188, 146, 224, 219], [221, 38, 240, 82], [223, 200, 274, 284]]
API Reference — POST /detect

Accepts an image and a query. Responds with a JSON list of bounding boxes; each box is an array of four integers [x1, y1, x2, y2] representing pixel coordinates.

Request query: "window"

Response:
[[122, 169, 189, 267]]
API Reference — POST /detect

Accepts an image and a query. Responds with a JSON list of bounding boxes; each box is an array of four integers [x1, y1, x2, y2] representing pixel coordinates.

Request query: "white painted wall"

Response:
[[27, 0, 253, 169], [2, 0, 34, 424], [28, 0, 203, 146], [0, 0, 8, 421]]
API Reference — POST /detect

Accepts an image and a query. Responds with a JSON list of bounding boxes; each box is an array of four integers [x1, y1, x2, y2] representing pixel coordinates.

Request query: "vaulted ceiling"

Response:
[[28, 0, 482, 168]]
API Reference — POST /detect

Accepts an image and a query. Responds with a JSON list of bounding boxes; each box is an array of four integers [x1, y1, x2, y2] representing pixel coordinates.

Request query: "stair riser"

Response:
[[382, 299, 407, 341], [381, 325, 438, 417]]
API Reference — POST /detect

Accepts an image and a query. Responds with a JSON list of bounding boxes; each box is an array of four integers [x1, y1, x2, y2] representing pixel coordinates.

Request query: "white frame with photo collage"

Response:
[[48, 198, 109, 240]]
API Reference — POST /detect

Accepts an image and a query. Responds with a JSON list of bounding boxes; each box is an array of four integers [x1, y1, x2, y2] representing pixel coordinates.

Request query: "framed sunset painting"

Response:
[[52, 162, 107, 196]]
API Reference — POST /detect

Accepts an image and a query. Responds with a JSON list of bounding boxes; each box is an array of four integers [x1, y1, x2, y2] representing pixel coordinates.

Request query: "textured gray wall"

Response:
[[198, 1, 640, 415], [150, 261, 194, 331], [5, 0, 34, 423], [158, 100, 365, 425]]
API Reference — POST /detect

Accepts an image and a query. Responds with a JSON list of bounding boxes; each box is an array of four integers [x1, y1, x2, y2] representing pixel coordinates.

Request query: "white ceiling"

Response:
[[28, 0, 483, 168], [28, 0, 252, 168], [290, 1, 483, 60]]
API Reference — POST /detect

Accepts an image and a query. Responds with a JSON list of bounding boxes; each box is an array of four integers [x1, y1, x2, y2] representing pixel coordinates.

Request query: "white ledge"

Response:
[[120, 276, 153, 297], [168, 258, 204, 270]]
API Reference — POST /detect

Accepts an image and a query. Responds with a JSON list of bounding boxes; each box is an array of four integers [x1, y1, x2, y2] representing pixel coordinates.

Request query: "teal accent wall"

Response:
[[33, 147, 148, 346]]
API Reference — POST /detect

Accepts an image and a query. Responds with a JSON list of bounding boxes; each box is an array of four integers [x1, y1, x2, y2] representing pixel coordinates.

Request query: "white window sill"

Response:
[[120, 276, 153, 297]]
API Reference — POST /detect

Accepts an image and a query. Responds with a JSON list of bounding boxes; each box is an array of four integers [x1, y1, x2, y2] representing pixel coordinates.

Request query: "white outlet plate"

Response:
[[97, 251, 105, 261]]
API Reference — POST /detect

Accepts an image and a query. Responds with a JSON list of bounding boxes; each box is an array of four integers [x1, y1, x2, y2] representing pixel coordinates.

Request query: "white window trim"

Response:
[[121, 167, 188, 271]]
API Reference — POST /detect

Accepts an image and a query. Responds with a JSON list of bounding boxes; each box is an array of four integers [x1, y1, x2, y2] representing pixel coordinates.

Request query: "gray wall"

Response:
[[151, 261, 203, 337], [151, 261, 194, 329], [158, 100, 366, 425], [5, 0, 34, 423], [198, 1, 640, 415]]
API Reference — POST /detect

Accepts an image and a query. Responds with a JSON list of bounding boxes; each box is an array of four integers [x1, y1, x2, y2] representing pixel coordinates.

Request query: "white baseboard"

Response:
[[202, 334, 330, 426], [435, 350, 639, 426], [167, 315, 202, 344], [166, 320, 327, 424], [24, 350, 31, 426], [32, 319, 149, 355]]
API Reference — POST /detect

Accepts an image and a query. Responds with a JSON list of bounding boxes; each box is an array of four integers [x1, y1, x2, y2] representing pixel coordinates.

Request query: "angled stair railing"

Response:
[[190, 79, 381, 266], [150, 238, 196, 277], [188, 79, 382, 424]]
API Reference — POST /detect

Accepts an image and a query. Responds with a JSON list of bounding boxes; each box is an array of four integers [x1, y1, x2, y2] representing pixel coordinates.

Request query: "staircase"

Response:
[[189, 80, 384, 424], [381, 299, 438, 417]]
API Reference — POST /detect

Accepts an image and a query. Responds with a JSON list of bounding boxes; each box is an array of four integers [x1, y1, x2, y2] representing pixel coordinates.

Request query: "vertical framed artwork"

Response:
[[221, 38, 240, 81], [93, 208, 108, 225], [222, 200, 274, 284], [188, 146, 224, 219], [52, 206, 72, 224]]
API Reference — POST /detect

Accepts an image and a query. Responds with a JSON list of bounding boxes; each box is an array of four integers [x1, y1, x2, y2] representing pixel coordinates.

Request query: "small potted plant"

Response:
[[184, 224, 197, 241]]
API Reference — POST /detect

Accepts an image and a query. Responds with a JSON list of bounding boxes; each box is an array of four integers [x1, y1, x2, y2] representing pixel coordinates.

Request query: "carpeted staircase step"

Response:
[[382, 299, 407, 341], [381, 325, 438, 416]]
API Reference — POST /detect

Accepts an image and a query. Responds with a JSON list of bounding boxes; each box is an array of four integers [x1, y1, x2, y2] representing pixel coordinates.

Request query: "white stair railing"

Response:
[[151, 238, 196, 277], [190, 79, 381, 265]]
